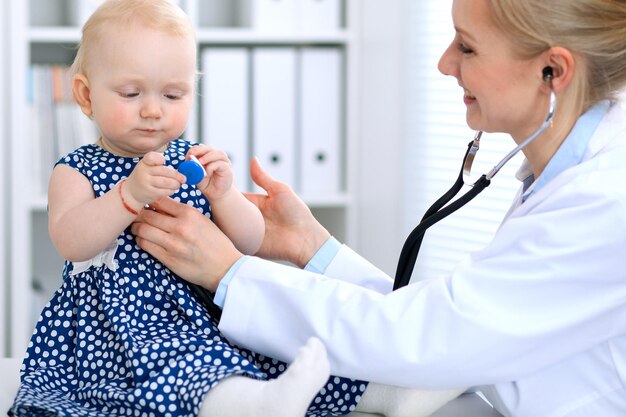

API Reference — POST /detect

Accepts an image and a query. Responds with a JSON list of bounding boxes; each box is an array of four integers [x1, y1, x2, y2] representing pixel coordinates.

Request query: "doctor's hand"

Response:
[[131, 197, 242, 292], [244, 157, 330, 268]]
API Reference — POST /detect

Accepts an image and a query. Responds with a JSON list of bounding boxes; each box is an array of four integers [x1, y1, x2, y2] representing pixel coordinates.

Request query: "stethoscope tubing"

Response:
[[393, 87, 557, 290], [487, 89, 557, 180], [394, 142, 490, 290]]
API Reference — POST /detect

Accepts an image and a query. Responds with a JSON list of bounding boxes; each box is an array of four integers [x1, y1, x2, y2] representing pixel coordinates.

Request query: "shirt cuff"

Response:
[[304, 236, 341, 274], [213, 256, 249, 308]]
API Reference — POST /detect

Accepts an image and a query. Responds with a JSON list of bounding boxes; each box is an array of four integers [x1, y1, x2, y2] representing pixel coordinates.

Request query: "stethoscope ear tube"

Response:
[[393, 87, 556, 290]]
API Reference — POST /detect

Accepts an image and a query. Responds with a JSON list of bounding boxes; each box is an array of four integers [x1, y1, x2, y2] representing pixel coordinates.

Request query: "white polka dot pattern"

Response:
[[9, 140, 366, 417]]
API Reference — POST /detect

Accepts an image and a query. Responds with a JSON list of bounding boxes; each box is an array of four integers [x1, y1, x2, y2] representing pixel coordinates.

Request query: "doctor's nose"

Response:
[[437, 43, 458, 78], [140, 97, 162, 119]]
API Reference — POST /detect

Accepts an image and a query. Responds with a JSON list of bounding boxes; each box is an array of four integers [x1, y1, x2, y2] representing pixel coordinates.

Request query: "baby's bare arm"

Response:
[[48, 153, 186, 262], [210, 186, 265, 255], [48, 164, 139, 261]]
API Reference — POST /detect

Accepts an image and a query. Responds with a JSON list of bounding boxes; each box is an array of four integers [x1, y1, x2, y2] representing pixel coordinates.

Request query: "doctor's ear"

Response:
[[72, 73, 94, 117], [540, 46, 575, 93]]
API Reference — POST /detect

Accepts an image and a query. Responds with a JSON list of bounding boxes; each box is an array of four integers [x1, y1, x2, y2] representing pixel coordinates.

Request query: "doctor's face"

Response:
[[437, 0, 547, 141]]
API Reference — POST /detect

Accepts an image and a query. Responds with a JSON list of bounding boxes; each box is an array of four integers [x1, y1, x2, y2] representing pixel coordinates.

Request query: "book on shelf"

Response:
[[27, 65, 99, 198]]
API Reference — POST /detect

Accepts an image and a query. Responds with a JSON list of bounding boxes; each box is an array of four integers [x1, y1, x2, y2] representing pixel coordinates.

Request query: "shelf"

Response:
[[196, 29, 352, 45], [29, 26, 352, 45], [30, 193, 352, 212], [28, 27, 81, 43]]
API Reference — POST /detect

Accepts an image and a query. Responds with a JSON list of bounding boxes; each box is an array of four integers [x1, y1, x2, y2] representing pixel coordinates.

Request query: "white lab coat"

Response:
[[218, 99, 626, 417]]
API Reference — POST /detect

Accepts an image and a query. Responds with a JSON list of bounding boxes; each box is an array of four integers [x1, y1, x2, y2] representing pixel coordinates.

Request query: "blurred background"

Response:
[[0, 0, 522, 357]]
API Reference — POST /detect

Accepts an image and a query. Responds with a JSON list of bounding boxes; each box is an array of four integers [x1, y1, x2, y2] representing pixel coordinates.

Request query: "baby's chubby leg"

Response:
[[199, 337, 330, 417], [355, 383, 465, 417]]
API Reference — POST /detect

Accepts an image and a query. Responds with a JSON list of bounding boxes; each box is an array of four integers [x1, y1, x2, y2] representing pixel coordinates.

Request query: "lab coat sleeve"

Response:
[[320, 244, 394, 294], [217, 169, 626, 389]]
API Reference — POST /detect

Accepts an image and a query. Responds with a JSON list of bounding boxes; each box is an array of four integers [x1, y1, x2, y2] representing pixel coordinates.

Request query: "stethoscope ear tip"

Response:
[[542, 66, 554, 82]]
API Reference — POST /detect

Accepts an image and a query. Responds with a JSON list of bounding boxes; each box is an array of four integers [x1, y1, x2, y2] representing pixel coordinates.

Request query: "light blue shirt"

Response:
[[214, 237, 342, 307], [519, 100, 610, 201]]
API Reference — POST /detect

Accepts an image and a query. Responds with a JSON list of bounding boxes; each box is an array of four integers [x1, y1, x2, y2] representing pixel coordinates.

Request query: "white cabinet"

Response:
[[6, 0, 360, 355]]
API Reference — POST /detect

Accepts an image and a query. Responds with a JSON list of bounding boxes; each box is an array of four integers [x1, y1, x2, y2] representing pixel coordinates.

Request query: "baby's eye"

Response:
[[164, 90, 184, 100], [118, 91, 139, 98]]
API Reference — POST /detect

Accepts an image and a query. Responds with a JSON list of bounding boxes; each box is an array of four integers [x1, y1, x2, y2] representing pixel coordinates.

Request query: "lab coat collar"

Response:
[[516, 100, 611, 201]]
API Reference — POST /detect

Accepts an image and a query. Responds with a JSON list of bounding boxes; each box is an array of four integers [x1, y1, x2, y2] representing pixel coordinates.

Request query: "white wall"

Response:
[[354, 0, 410, 275]]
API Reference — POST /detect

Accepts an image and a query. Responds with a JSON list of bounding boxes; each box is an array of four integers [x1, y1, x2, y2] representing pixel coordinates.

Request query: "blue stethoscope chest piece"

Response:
[[178, 154, 206, 185]]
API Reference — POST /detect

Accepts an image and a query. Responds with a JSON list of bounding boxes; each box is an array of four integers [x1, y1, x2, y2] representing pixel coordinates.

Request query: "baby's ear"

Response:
[[72, 74, 93, 117]]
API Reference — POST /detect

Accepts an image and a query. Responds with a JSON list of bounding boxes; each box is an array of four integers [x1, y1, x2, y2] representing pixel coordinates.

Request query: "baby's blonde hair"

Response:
[[489, 0, 626, 112], [71, 0, 195, 77]]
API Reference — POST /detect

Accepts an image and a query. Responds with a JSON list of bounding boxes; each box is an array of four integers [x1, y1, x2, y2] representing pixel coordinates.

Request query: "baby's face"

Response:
[[85, 23, 196, 157]]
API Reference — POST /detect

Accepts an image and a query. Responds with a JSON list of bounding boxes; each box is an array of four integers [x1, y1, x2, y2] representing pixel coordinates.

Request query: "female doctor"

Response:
[[132, 0, 626, 416]]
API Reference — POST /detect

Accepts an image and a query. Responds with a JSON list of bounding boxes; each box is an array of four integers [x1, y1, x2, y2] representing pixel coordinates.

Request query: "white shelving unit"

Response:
[[6, 0, 360, 356], [0, 0, 8, 357]]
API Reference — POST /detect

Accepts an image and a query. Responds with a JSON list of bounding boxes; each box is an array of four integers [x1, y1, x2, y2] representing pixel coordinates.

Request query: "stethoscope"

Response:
[[393, 67, 557, 290]]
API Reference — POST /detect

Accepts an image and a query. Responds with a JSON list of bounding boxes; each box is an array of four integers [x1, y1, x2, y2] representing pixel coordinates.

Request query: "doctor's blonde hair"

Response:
[[489, 0, 626, 113], [71, 0, 196, 77]]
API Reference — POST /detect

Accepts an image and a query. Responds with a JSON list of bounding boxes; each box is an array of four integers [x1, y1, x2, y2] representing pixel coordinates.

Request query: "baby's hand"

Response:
[[188, 145, 234, 201], [124, 151, 186, 207]]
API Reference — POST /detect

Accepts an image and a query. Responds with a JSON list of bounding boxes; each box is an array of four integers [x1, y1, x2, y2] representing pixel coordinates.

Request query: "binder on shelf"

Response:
[[299, 0, 340, 32], [200, 48, 251, 191], [299, 47, 343, 195], [252, 48, 297, 190], [240, 0, 297, 32]]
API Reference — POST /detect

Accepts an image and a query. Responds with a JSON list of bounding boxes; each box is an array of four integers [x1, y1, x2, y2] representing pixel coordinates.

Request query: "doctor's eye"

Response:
[[457, 43, 474, 54]]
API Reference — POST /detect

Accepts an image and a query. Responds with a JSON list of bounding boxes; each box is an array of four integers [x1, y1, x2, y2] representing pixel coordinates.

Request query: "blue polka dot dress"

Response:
[[9, 139, 367, 417]]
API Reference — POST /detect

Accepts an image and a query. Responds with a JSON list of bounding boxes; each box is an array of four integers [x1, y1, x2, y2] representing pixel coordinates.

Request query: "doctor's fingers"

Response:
[[249, 157, 282, 194], [145, 196, 189, 218], [133, 230, 208, 288], [133, 213, 241, 290], [132, 214, 199, 268], [134, 232, 175, 268], [135, 202, 205, 240]]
